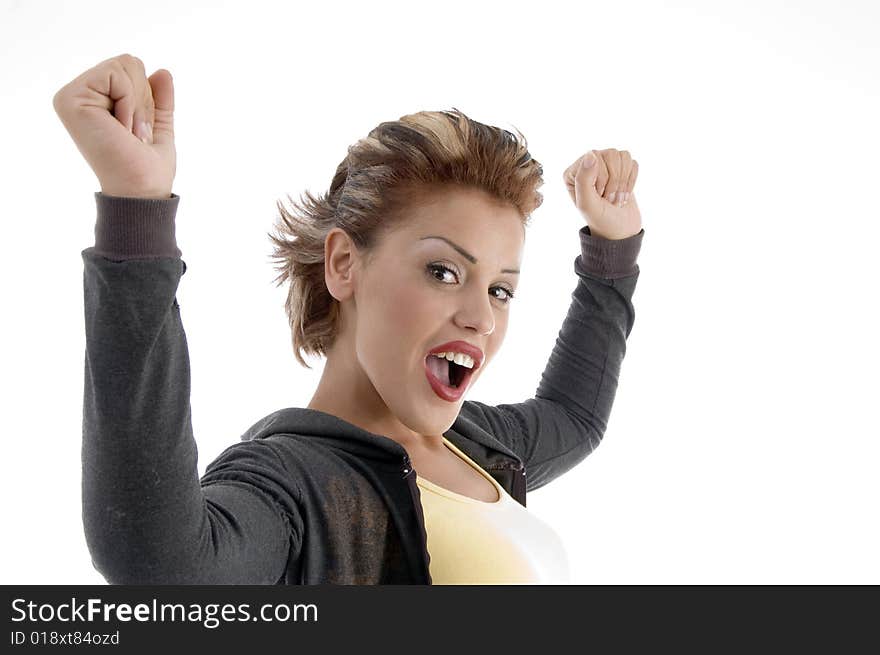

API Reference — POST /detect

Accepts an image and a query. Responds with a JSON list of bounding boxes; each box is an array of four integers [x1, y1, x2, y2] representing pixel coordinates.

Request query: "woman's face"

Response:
[[349, 186, 525, 438]]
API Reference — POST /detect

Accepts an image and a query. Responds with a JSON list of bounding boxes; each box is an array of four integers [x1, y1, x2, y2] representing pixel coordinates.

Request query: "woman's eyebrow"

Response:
[[418, 235, 520, 274]]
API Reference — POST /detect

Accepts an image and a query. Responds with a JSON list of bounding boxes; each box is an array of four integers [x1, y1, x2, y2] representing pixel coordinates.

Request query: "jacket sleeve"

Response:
[[81, 192, 302, 584], [460, 224, 643, 492]]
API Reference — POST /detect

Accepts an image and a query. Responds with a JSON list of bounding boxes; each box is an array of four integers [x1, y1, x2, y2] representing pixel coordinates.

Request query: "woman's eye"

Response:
[[428, 263, 457, 284], [427, 264, 515, 304], [492, 286, 515, 303]]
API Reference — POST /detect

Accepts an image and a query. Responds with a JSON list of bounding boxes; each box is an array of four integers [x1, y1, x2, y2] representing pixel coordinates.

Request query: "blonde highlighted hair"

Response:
[[266, 107, 544, 369]]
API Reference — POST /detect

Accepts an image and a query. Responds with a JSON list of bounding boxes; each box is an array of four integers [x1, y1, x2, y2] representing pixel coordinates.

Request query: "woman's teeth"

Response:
[[432, 352, 475, 369]]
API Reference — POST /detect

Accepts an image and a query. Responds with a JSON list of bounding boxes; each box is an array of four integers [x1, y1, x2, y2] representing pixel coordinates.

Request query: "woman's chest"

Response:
[[410, 446, 499, 502]]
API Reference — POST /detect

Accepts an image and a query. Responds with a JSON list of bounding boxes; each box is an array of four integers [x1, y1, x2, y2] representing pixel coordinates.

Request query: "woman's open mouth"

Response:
[[424, 353, 475, 402]]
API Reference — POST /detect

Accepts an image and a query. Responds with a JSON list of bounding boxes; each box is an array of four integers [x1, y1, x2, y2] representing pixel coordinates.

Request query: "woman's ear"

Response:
[[324, 228, 358, 302]]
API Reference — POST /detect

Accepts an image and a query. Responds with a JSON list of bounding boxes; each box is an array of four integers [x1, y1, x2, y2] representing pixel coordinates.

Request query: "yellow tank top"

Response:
[[415, 437, 571, 584]]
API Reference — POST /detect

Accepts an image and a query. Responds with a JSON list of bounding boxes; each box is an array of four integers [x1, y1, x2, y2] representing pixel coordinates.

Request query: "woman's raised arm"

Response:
[[460, 149, 644, 491], [57, 53, 302, 583]]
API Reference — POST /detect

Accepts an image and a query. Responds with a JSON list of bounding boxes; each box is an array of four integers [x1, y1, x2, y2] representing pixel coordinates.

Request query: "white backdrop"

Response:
[[1, 0, 877, 585]]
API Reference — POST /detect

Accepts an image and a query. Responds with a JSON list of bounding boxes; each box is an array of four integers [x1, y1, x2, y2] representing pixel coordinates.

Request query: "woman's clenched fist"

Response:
[[563, 148, 642, 240], [52, 53, 176, 199]]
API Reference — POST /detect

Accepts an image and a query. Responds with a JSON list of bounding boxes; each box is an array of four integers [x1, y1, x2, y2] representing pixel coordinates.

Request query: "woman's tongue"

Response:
[[427, 356, 452, 386]]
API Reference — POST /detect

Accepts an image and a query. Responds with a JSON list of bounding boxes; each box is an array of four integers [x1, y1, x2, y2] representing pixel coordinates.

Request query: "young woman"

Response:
[[56, 53, 644, 584]]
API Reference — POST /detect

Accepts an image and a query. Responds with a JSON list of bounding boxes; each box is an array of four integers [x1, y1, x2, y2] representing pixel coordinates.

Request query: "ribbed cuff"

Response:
[[92, 191, 182, 260], [574, 225, 644, 279]]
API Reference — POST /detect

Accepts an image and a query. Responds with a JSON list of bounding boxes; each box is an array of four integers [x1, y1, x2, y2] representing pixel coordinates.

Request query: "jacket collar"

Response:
[[240, 406, 524, 472]]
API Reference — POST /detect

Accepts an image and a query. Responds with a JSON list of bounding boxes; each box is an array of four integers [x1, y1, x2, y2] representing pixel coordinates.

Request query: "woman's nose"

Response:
[[455, 292, 495, 335]]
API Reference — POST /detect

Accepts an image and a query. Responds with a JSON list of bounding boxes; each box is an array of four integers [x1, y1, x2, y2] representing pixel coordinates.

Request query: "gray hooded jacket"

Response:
[[81, 192, 643, 584]]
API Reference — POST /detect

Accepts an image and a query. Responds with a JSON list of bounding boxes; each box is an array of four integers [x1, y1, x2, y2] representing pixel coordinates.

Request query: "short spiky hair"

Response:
[[266, 107, 544, 369]]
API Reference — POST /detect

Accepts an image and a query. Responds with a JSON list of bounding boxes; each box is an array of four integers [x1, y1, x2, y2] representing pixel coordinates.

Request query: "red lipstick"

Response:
[[423, 341, 483, 402]]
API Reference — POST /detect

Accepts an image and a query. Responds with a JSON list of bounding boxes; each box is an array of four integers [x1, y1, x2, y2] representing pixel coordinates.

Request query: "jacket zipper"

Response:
[[401, 453, 432, 583]]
